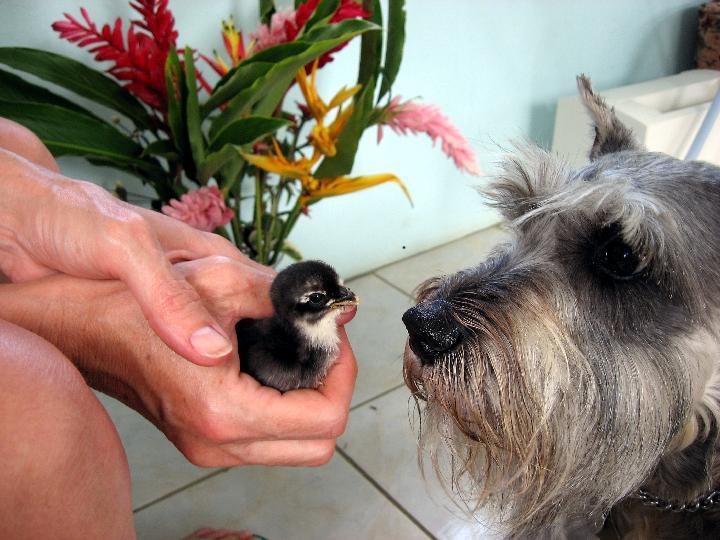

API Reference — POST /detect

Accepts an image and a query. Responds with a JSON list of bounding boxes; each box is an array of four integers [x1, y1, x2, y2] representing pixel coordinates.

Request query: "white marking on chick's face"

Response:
[[295, 310, 341, 351], [299, 290, 330, 305]]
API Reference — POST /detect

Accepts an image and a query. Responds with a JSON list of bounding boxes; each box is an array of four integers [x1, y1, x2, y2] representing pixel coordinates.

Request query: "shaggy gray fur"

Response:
[[403, 76, 720, 538]]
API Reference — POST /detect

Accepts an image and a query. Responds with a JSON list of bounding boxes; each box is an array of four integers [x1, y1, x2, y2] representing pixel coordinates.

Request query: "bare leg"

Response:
[[0, 319, 135, 539]]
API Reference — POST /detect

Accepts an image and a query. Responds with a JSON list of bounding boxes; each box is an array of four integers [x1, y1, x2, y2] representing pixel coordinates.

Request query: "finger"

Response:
[[190, 439, 335, 467], [120, 247, 234, 367], [176, 425, 338, 467], [133, 206, 274, 275], [204, 529, 252, 540], [184, 529, 254, 540], [226, 437, 336, 467], [314, 327, 358, 411], [175, 257, 274, 320], [335, 304, 357, 326], [235, 329, 358, 440]]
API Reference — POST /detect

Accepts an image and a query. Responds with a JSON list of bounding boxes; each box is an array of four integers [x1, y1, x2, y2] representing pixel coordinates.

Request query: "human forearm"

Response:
[[0, 258, 358, 468]]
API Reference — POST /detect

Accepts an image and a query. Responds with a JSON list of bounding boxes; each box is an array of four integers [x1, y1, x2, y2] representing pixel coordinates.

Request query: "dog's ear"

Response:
[[577, 74, 641, 161]]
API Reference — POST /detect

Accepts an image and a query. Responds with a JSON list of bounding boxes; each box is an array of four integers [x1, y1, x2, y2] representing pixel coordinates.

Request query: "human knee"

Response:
[[0, 319, 126, 466], [0, 319, 134, 538]]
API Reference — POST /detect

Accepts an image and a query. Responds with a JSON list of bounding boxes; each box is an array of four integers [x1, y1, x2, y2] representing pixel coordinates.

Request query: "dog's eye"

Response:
[[594, 236, 646, 280], [307, 292, 327, 305]]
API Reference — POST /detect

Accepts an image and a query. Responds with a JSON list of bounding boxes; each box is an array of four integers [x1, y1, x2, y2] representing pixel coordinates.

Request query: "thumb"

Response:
[[121, 254, 234, 367]]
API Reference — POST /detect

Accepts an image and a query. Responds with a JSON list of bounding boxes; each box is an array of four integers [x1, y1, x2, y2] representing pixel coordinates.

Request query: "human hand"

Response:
[[0, 140, 271, 366], [85, 256, 358, 466]]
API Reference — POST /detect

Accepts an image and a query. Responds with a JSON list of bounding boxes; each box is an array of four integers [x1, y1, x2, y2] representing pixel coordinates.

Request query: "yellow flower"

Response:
[[241, 139, 320, 189], [299, 174, 413, 208], [296, 59, 361, 157], [310, 105, 354, 157], [243, 141, 412, 209], [243, 61, 413, 210]]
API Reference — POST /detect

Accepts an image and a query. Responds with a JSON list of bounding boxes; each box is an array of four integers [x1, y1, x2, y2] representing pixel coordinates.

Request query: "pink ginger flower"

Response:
[[250, 9, 297, 52], [377, 96, 481, 176], [248, 0, 368, 63], [161, 187, 234, 232]]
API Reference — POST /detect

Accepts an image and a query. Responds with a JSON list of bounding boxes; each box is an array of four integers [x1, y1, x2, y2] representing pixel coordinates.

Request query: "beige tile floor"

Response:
[[100, 225, 511, 540]]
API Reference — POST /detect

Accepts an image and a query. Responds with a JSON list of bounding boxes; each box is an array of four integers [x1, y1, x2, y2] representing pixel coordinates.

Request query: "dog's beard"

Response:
[[404, 274, 718, 537]]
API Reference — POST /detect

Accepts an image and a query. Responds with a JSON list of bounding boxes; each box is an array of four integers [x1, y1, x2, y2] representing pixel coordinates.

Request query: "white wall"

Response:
[[1, 0, 702, 277]]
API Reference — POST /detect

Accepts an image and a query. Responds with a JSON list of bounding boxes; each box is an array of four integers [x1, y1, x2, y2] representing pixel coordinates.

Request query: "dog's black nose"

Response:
[[402, 300, 462, 364]]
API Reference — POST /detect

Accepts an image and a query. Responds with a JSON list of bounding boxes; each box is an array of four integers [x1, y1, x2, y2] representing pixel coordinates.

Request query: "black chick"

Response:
[[235, 260, 358, 391]]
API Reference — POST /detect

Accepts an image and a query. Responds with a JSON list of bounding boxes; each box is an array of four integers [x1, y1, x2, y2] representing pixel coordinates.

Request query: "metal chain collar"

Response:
[[637, 488, 720, 514]]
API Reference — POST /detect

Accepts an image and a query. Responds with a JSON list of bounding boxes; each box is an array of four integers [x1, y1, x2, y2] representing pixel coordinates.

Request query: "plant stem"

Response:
[[254, 170, 265, 264], [233, 163, 247, 221], [264, 181, 283, 263], [222, 159, 248, 198], [233, 162, 250, 252], [269, 201, 303, 266], [230, 214, 242, 246], [289, 118, 307, 157]]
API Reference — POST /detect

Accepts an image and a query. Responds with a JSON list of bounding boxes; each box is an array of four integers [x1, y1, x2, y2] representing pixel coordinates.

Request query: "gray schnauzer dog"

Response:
[[402, 76, 720, 538]]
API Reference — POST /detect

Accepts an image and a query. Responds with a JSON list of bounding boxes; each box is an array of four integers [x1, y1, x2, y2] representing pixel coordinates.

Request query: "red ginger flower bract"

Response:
[[161, 187, 234, 232], [130, 0, 177, 50], [378, 96, 482, 176], [52, 0, 178, 113]]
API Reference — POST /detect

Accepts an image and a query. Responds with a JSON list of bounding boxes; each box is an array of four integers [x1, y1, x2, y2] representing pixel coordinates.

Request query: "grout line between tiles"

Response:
[[132, 468, 230, 513], [336, 447, 436, 540], [372, 272, 414, 299], [350, 383, 406, 411]]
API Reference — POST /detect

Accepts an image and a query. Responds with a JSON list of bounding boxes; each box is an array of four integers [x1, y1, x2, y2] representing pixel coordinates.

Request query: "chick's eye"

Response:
[[594, 237, 645, 280], [308, 292, 327, 304]]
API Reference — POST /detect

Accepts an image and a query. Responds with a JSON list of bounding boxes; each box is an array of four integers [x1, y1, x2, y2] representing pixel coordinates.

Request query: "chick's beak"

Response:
[[330, 286, 359, 308]]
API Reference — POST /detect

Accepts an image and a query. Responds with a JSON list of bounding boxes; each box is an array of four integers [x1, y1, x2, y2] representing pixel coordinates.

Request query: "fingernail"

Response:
[[190, 326, 233, 358]]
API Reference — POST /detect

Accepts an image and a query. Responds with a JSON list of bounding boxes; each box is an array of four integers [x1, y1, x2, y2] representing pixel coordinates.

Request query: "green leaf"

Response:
[[378, 0, 405, 100], [259, 0, 276, 25], [86, 156, 178, 201], [201, 115, 290, 183], [209, 116, 290, 152], [303, 0, 340, 32], [0, 47, 154, 130], [219, 153, 246, 191], [0, 68, 101, 121], [314, 76, 376, 178], [202, 61, 275, 116], [0, 100, 165, 175], [165, 47, 197, 179], [183, 49, 205, 169], [142, 138, 178, 160], [198, 145, 242, 183], [165, 47, 185, 151], [208, 19, 379, 137], [357, 0, 383, 89]]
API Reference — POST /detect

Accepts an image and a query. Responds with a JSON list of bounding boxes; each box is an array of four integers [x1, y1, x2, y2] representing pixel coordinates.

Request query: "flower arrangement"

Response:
[[0, 0, 479, 265]]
